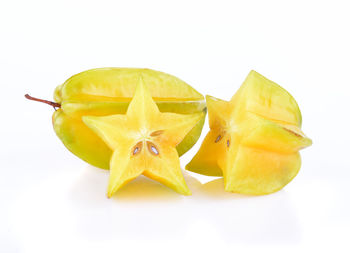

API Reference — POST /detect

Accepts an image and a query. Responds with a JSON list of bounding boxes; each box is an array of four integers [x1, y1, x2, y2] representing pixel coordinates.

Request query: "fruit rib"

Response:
[[55, 68, 204, 103], [221, 146, 302, 195], [53, 110, 112, 169], [232, 70, 302, 126]]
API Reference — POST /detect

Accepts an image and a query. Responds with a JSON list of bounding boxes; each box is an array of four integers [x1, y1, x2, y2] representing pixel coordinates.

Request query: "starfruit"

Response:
[[26, 68, 206, 170], [186, 70, 312, 195], [83, 78, 202, 196]]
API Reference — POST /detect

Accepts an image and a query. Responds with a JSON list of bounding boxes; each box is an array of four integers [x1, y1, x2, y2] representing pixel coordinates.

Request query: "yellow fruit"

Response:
[[46, 68, 205, 169], [83, 77, 202, 196], [186, 70, 312, 195]]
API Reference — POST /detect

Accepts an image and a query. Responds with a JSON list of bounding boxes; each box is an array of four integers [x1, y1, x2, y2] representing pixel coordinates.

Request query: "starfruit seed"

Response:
[[132, 141, 143, 156], [215, 135, 222, 143], [150, 130, 164, 137], [147, 141, 159, 156]]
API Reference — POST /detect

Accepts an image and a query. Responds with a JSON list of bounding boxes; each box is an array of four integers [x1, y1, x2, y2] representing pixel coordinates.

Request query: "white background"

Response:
[[1, 0, 349, 252]]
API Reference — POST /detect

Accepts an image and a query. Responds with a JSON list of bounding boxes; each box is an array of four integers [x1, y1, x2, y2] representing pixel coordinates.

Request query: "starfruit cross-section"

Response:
[[83, 78, 202, 197]]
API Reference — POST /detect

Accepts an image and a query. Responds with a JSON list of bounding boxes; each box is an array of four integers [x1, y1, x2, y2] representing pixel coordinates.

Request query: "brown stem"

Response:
[[25, 94, 61, 109]]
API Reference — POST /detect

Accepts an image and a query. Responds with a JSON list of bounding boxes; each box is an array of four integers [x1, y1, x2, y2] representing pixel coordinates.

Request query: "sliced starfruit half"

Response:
[[49, 68, 206, 170], [186, 70, 312, 195], [83, 78, 202, 196]]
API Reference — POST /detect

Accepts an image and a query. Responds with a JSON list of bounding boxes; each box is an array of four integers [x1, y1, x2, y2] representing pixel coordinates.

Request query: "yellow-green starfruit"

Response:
[[26, 68, 206, 170], [186, 70, 312, 195]]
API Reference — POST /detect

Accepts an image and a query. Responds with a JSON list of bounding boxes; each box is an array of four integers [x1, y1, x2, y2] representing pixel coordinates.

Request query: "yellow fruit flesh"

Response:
[[53, 68, 206, 169], [83, 78, 202, 196], [186, 70, 312, 194]]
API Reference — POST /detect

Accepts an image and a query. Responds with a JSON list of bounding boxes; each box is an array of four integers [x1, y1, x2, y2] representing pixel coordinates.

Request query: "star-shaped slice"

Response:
[[186, 70, 312, 195], [83, 77, 203, 197]]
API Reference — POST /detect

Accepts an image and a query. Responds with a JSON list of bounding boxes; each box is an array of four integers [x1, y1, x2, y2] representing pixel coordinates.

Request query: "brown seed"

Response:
[[150, 130, 164, 137], [132, 141, 143, 156], [215, 135, 222, 143], [227, 139, 230, 148], [147, 141, 160, 156]]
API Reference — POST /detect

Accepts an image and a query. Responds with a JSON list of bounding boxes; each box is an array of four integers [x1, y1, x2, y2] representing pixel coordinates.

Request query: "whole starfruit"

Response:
[[26, 68, 206, 170], [186, 70, 312, 195]]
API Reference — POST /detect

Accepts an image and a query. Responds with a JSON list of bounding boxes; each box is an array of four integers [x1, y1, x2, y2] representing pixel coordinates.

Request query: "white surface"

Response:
[[1, 0, 349, 252]]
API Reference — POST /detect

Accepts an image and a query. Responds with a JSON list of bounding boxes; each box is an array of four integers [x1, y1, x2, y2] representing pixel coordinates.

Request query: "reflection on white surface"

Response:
[[10, 165, 302, 251]]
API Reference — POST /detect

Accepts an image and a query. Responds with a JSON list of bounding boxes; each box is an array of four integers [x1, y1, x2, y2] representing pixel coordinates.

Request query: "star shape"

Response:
[[83, 77, 202, 197]]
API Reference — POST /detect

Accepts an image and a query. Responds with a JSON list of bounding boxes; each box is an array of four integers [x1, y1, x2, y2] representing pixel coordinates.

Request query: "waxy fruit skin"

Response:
[[186, 70, 312, 195], [53, 68, 206, 170]]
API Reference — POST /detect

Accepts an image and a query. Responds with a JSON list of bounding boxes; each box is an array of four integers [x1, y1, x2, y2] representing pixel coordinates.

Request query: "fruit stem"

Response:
[[25, 94, 61, 110]]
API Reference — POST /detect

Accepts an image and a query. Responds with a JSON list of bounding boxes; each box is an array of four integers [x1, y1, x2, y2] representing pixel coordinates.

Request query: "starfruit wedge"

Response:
[[27, 68, 206, 170], [83, 78, 202, 196], [186, 70, 312, 195]]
